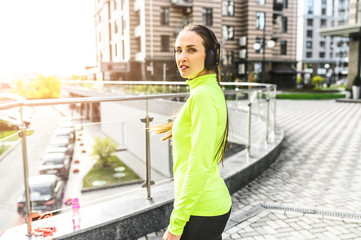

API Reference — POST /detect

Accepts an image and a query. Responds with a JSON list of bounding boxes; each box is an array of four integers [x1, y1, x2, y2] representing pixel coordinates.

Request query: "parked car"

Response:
[[48, 138, 74, 158], [53, 127, 75, 143], [39, 153, 71, 180], [17, 175, 64, 216], [58, 119, 75, 131], [46, 146, 73, 161]]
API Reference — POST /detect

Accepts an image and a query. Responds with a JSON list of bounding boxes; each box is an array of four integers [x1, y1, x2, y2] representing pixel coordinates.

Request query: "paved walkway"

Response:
[[141, 100, 361, 239]]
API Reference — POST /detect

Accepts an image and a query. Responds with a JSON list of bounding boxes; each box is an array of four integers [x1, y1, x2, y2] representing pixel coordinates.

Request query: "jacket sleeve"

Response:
[[168, 91, 219, 236]]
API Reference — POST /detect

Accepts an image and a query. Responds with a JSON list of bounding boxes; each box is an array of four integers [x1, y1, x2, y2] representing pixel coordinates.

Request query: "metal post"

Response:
[[262, 24, 266, 83], [247, 90, 252, 157], [19, 106, 32, 236], [140, 100, 154, 200], [266, 89, 270, 144], [273, 86, 277, 134]]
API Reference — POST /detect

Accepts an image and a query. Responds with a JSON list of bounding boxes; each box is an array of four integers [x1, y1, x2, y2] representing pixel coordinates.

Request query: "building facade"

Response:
[[297, 0, 350, 86], [88, 0, 297, 88]]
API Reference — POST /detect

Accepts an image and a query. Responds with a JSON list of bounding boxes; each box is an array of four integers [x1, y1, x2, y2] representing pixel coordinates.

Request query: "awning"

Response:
[[318, 24, 361, 37]]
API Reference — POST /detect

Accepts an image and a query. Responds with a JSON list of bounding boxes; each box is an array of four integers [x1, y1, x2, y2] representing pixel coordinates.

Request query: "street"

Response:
[[0, 106, 62, 235]]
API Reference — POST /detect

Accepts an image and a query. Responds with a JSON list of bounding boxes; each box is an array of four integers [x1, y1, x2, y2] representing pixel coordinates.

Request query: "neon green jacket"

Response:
[[168, 74, 232, 236]]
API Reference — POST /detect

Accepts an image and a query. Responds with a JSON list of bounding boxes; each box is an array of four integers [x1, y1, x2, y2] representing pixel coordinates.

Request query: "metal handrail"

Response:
[[0, 84, 277, 237], [62, 79, 275, 88]]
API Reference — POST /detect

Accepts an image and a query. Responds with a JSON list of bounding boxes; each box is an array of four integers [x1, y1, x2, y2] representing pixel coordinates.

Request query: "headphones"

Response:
[[202, 26, 220, 70]]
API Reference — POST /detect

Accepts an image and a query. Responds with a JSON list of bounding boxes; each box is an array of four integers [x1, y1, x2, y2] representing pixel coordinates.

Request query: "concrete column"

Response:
[[348, 38, 359, 89]]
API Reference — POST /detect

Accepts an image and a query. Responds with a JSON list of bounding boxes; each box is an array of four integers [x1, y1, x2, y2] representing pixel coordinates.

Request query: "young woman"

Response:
[[157, 24, 232, 240]]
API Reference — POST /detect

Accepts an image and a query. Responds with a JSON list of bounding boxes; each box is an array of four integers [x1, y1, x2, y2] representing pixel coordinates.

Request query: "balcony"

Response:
[[171, 0, 192, 8], [0, 81, 283, 240]]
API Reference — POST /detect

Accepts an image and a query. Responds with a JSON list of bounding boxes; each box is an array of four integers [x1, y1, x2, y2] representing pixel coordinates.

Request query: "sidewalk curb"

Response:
[[81, 179, 144, 193]]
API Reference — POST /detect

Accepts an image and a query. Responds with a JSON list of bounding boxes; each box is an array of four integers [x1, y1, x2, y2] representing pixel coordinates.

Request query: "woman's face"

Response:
[[175, 30, 209, 79]]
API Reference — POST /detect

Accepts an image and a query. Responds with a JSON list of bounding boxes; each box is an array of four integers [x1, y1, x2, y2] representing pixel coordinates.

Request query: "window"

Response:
[[307, 0, 313, 14], [160, 7, 169, 25], [256, 0, 265, 4], [319, 52, 325, 58], [281, 17, 287, 32], [320, 41, 326, 48], [202, 8, 213, 26], [115, 21, 118, 34], [320, 19, 327, 27], [115, 43, 118, 57], [222, 1, 234, 16], [322, 0, 326, 4], [280, 40, 287, 55], [306, 41, 312, 49], [306, 52, 312, 58], [321, 8, 326, 15], [283, 0, 288, 8], [226, 51, 234, 65], [238, 64, 246, 74], [307, 19, 313, 26], [256, 12, 265, 30], [307, 30, 313, 38], [161, 35, 170, 52], [254, 62, 262, 73], [222, 25, 234, 40]]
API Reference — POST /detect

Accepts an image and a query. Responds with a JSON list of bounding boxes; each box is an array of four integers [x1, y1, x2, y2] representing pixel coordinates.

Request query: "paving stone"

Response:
[[142, 100, 361, 239]]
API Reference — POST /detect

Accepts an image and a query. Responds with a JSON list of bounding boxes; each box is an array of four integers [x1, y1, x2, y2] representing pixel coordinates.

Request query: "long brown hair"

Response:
[[153, 24, 229, 165]]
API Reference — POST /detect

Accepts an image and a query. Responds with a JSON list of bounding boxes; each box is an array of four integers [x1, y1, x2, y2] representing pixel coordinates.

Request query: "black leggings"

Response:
[[180, 208, 231, 240]]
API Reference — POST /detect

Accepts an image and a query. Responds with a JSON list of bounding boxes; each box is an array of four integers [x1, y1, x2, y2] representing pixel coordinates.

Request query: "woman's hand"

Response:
[[162, 229, 181, 240]]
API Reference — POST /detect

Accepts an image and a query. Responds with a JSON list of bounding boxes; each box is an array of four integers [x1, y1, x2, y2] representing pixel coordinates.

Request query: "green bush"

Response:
[[92, 137, 118, 167], [311, 75, 324, 87], [353, 75, 361, 86], [276, 93, 345, 100]]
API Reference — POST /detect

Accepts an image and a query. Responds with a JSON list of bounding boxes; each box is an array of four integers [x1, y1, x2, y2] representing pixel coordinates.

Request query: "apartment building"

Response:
[[319, 0, 361, 89], [297, 0, 349, 86], [88, 0, 297, 88]]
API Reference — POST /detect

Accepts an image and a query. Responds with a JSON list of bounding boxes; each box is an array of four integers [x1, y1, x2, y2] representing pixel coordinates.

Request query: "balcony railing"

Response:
[[0, 81, 277, 239]]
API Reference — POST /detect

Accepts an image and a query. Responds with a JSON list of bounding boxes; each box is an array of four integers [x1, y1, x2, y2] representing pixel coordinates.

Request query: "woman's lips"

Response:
[[180, 65, 189, 71]]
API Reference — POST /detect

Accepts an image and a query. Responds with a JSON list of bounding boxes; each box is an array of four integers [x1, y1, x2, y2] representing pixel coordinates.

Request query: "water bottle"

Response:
[[72, 198, 81, 230]]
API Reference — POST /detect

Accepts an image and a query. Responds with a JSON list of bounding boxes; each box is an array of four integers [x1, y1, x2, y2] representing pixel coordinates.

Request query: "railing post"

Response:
[[140, 99, 154, 200], [266, 89, 270, 144], [19, 106, 32, 236], [273, 86, 277, 134], [247, 90, 252, 157]]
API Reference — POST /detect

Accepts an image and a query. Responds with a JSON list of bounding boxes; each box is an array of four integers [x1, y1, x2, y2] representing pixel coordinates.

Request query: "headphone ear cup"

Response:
[[205, 49, 216, 70]]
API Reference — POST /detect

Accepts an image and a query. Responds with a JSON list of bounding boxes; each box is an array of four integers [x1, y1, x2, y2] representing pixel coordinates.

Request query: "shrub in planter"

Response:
[[353, 75, 361, 86], [352, 75, 361, 99]]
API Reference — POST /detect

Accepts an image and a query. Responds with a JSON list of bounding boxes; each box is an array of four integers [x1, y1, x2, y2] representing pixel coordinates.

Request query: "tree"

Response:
[[12, 74, 60, 99], [311, 75, 324, 88], [91, 137, 118, 167]]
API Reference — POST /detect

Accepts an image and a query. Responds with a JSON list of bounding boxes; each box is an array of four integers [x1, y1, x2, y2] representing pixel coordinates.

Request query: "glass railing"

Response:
[[0, 81, 276, 237]]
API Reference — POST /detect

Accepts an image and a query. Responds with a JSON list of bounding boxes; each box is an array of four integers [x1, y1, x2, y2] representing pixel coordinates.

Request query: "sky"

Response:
[[0, 0, 96, 80]]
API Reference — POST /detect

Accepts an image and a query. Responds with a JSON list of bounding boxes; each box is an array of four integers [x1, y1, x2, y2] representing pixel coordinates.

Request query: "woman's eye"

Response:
[[175, 49, 182, 53], [188, 48, 196, 52]]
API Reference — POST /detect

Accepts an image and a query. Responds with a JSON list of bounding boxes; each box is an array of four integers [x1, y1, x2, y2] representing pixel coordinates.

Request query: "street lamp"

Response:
[[253, 26, 275, 83], [324, 63, 330, 86], [253, 39, 275, 83]]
